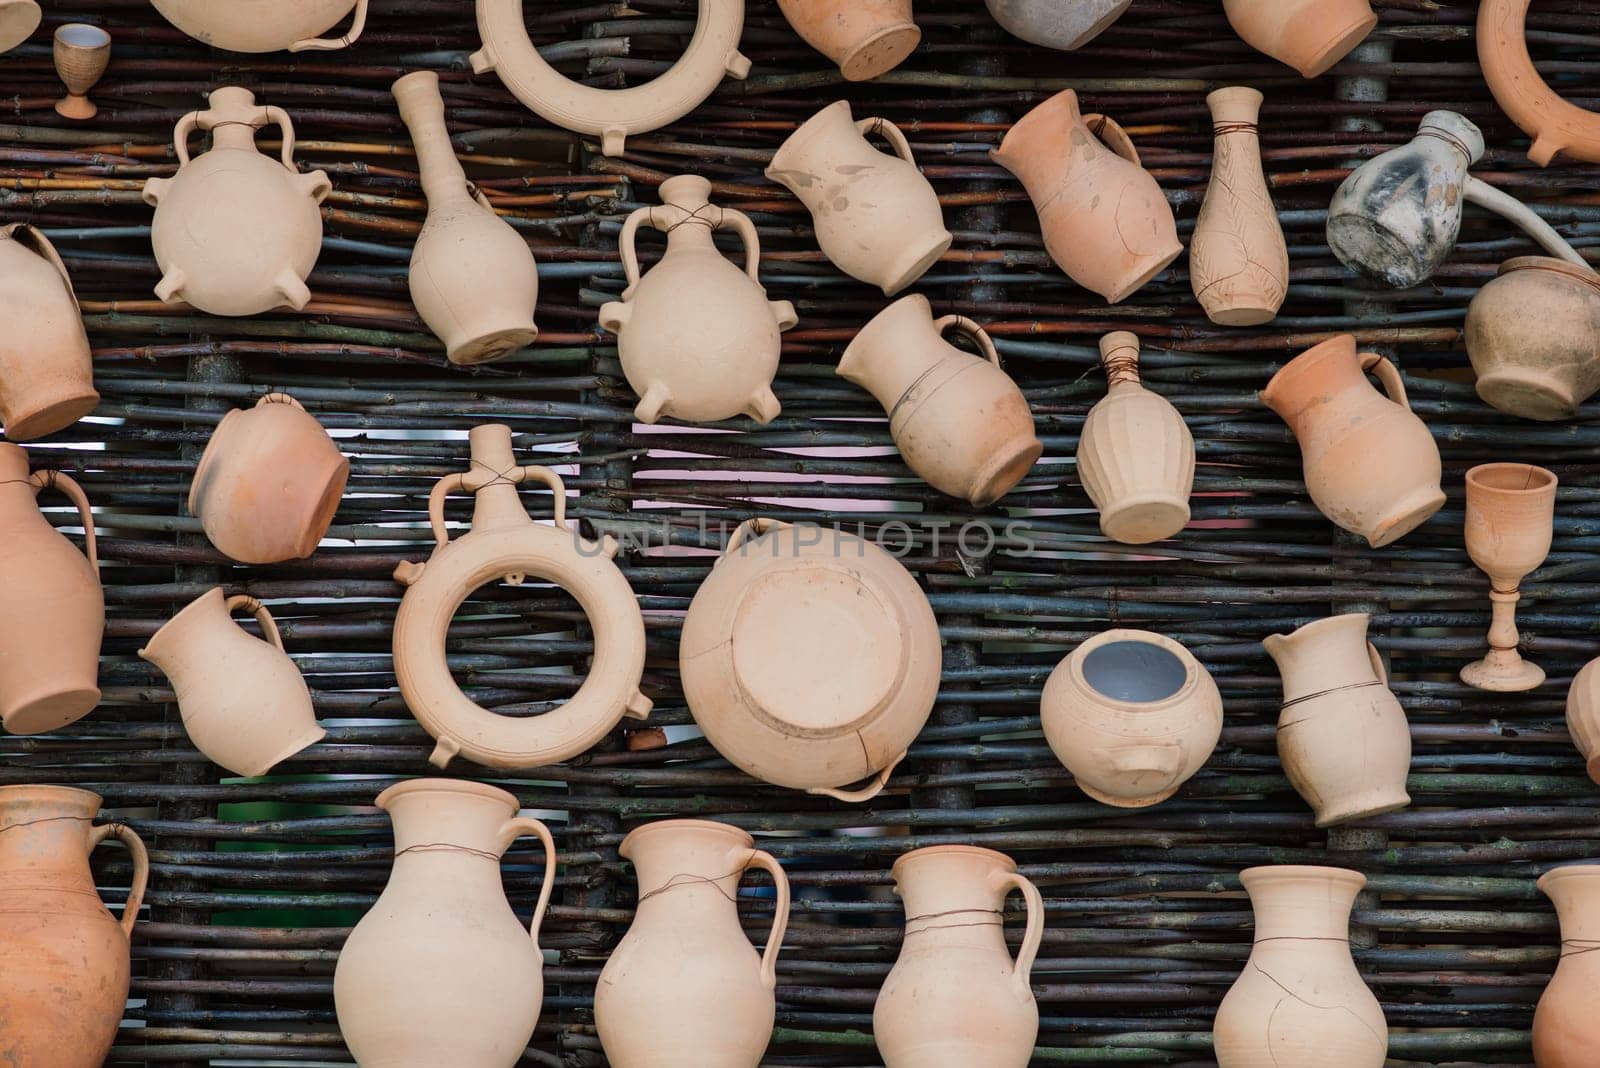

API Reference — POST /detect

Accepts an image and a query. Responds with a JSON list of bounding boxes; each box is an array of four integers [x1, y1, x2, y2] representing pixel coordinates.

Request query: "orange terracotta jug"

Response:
[[775, 0, 920, 81], [0, 223, 98, 441], [1535, 865, 1600, 1067]]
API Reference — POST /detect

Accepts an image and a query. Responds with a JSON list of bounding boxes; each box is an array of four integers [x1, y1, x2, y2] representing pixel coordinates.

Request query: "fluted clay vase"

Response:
[[151, 0, 368, 52], [1192, 87, 1287, 326], [1535, 865, 1600, 1067], [776, 0, 920, 80], [0, 0, 39, 53], [1261, 335, 1444, 547], [0, 446, 103, 735], [0, 223, 98, 441], [838, 294, 1041, 505], [53, 23, 111, 121], [1221, 0, 1377, 77], [143, 87, 332, 316], [140, 589, 324, 778], [1565, 658, 1600, 784], [601, 175, 795, 424], [394, 71, 540, 366], [596, 820, 791, 1067], [334, 779, 557, 1067], [984, 0, 1131, 50], [188, 393, 349, 564], [992, 90, 1181, 303], [1461, 463, 1557, 693], [1213, 866, 1387, 1067], [874, 846, 1044, 1067], [0, 785, 148, 1068], [1265, 613, 1411, 827], [1078, 331, 1194, 544], [766, 100, 952, 295], [1466, 258, 1600, 421]]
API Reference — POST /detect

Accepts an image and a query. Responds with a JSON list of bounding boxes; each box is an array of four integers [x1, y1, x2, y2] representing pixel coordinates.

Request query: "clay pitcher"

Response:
[[0, 223, 98, 441], [140, 589, 324, 778], [874, 845, 1044, 1067], [1213, 865, 1387, 1067], [0, 446, 103, 735], [596, 819, 791, 1067], [1221, 0, 1377, 78], [984, 0, 1131, 50], [1466, 257, 1600, 421], [1565, 658, 1600, 785], [0, 785, 149, 1068], [1261, 335, 1444, 547], [992, 89, 1181, 303], [150, 0, 367, 52], [1535, 865, 1600, 1067], [775, 0, 921, 81], [838, 294, 1041, 505], [1192, 87, 1287, 326], [334, 779, 557, 1067]]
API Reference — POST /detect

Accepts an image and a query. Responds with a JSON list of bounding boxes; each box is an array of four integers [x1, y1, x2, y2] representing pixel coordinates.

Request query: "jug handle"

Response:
[[1367, 640, 1389, 685], [227, 595, 284, 651], [855, 116, 917, 166], [428, 464, 571, 548], [261, 106, 313, 177], [1082, 113, 1143, 167], [616, 206, 652, 290], [992, 867, 1045, 998], [719, 207, 765, 286], [90, 822, 149, 939], [289, 0, 369, 52], [30, 470, 98, 569], [617, 203, 764, 288], [1462, 175, 1591, 272], [1358, 352, 1410, 409], [742, 848, 791, 991], [500, 815, 559, 946], [933, 314, 1002, 367], [807, 749, 906, 803], [172, 110, 203, 167], [724, 516, 792, 555]]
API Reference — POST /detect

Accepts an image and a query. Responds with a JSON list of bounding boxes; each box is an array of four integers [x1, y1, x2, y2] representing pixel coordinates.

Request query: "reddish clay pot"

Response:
[[776, 0, 920, 81], [1534, 865, 1600, 1067]]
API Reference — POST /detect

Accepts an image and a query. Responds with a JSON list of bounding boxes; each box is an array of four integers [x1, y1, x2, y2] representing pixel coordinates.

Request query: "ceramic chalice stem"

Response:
[[1461, 462, 1558, 692], [54, 23, 110, 121]]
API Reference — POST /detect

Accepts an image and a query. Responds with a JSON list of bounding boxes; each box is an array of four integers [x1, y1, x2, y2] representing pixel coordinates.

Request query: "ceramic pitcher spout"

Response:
[[990, 87, 1081, 176]]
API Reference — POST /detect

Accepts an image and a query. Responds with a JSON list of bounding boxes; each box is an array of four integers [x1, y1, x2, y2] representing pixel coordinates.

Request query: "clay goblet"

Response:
[[54, 23, 111, 121], [1461, 462, 1557, 692]]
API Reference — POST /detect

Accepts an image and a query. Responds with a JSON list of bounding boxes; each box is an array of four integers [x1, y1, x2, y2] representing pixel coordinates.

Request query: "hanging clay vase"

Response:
[[0, 0, 39, 54], [1077, 331, 1194, 544], [1213, 865, 1387, 1067], [1265, 613, 1411, 827], [140, 589, 324, 778], [1221, 0, 1377, 78], [766, 100, 952, 295], [335, 779, 557, 1067], [188, 393, 349, 564], [0, 785, 148, 1068], [680, 518, 940, 802], [600, 174, 795, 424], [1192, 87, 1288, 326], [1535, 865, 1600, 1066], [0, 223, 98, 441], [143, 87, 332, 316], [992, 90, 1181, 303], [874, 845, 1044, 1068], [1565, 658, 1600, 785], [1479, 0, 1600, 166], [394, 71, 540, 366], [1466, 258, 1600, 421], [1261, 335, 1444, 548], [838, 294, 1040, 506], [775, 0, 920, 81], [0, 446, 102, 735], [984, 0, 1130, 50], [151, 0, 367, 52], [596, 820, 791, 1067]]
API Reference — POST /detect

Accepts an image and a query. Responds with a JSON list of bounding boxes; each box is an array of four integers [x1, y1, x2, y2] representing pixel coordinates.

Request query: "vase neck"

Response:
[[624, 822, 751, 925], [1243, 867, 1361, 942], [465, 424, 532, 533], [0, 788, 98, 875]]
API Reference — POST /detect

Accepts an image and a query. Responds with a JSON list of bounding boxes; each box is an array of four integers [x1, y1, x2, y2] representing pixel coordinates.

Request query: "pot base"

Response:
[[1313, 790, 1411, 829], [1205, 301, 1278, 328], [232, 725, 327, 779], [3, 388, 101, 442], [54, 95, 97, 121], [3, 685, 100, 736], [881, 230, 953, 297], [1102, 239, 1184, 304], [1292, 8, 1379, 78], [1366, 486, 1446, 548], [447, 324, 540, 367], [838, 21, 921, 81], [1461, 654, 1546, 692], [1099, 494, 1190, 545], [1078, 779, 1181, 809], [968, 436, 1044, 507], [1475, 367, 1579, 422]]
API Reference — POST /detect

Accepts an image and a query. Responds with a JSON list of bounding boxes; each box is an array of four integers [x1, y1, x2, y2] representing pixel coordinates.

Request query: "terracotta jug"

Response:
[[0, 223, 98, 442], [874, 845, 1044, 1067], [188, 393, 349, 564], [838, 294, 1040, 505], [596, 819, 791, 1067], [1261, 335, 1444, 548], [334, 779, 557, 1067], [1535, 865, 1600, 1066], [600, 174, 795, 424], [1565, 657, 1600, 785], [0, 0, 39, 54], [1078, 331, 1194, 544], [1213, 865, 1387, 1067], [1265, 613, 1411, 827], [394, 71, 540, 366], [1466, 258, 1600, 421], [150, 0, 367, 52], [140, 589, 324, 778], [0, 446, 102, 735], [0, 785, 148, 1068], [1221, 0, 1377, 78], [143, 87, 332, 316], [992, 90, 1181, 303], [984, 0, 1130, 50], [776, 0, 920, 80], [1192, 87, 1287, 326], [766, 100, 952, 295]]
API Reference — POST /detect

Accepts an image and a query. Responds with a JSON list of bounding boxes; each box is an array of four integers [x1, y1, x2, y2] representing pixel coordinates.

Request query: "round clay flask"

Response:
[[0, 0, 38, 54], [1466, 258, 1600, 421], [151, 0, 367, 52], [1221, 0, 1377, 78], [1565, 658, 1600, 785], [1535, 864, 1600, 1067], [776, 0, 920, 81], [0, 223, 98, 441]]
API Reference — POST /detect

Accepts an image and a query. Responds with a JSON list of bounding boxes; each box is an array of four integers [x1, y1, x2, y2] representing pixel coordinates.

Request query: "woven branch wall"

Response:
[[2, 0, 1597, 1064]]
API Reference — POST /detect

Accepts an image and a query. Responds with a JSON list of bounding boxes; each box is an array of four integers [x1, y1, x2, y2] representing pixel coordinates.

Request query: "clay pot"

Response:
[[992, 90, 1181, 303], [394, 71, 540, 366], [1192, 87, 1287, 326], [143, 87, 332, 316], [1221, 0, 1377, 78], [776, 0, 920, 80], [0, 446, 103, 735], [1077, 331, 1193, 544], [600, 174, 796, 424], [0, 785, 148, 1068], [53, 23, 110, 121], [150, 0, 367, 52], [0, 0, 38, 53], [596, 819, 790, 1067], [1565, 658, 1600, 785], [140, 589, 324, 778], [984, 0, 1130, 50], [1213, 865, 1387, 1067], [189, 393, 349, 564], [1041, 629, 1221, 808], [1265, 613, 1411, 827], [838, 294, 1040, 505], [1479, 0, 1600, 166], [335, 779, 557, 1067], [874, 845, 1044, 1067], [0, 223, 98, 441], [1466, 258, 1600, 421], [1535, 865, 1600, 1066], [1461, 463, 1557, 693], [1261, 335, 1444, 548], [766, 100, 952, 295], [680, 518, 940, 802]]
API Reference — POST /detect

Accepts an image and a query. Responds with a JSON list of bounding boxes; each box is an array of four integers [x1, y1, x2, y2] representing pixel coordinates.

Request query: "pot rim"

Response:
[[1539, 863, 1600, 891], [1266, 610, 1371, 649], [139, 586, 226, 661], [1260, 334, 1355, 412], [1465, 461, 1557, 497], [766, 98, 853, 179], [1065, 628, 1201, 712], [618, 818, 753, 858], [1238, 863, 1366, 891], [374, 777, 519, 813], [0, 783, 103, 810], [1498, 255, 1600, 294], [892, 843, 1016, 875]]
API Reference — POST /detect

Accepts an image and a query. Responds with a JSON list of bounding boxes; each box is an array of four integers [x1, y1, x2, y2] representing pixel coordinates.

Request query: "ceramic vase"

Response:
[[992, 89, 1181, 303], [600, 175, 795, 424], [984, 0, 1130, 50], [1192, 86, 1287, 326], [1466, 257, 1600, 421], [776, 0, 920, 80], [874, 845, 1043, 1067], [766, 100, 952, 295], [53, 23, 110, 121], [1461, 463, 1557, 692], [150, 0, 368, 52], [334, 779, 557, 1067], [838, 294, 1040, 505], [1565, 658, 1600, 785], [1221, 0, 1377, 77], [1535, 865, 1600, 1067], [0, 223, 98, 441], [0, 0, 38, 53], [596, 819, 791, 1067]]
